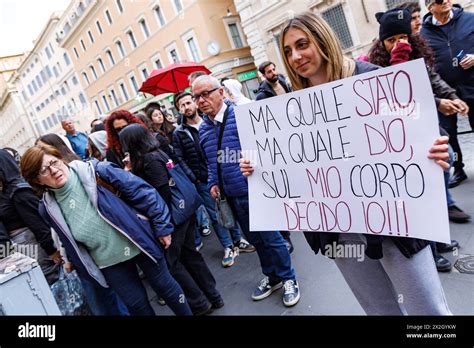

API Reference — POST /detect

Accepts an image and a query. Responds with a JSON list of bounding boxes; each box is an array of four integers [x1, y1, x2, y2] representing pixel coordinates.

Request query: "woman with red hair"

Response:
[[104, 110, 145, 168]]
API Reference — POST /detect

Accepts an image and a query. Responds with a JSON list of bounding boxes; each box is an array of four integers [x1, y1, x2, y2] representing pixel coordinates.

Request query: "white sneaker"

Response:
[[222, 247, 237, 267]]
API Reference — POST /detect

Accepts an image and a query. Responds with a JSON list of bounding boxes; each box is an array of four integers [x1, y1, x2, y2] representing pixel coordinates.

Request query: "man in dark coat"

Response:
[[255, 61, 292, 101], [421, 0, 474, 187]]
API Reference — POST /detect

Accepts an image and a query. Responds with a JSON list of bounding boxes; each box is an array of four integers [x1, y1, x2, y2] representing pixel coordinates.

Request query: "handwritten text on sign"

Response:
[[235, 60, 450, 243]]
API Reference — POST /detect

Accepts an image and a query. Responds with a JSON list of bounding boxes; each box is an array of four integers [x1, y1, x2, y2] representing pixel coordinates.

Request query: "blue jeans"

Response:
[[196, 183, 241, 249], [80, 276, 129, 316], [101, 253, 192, 316], [444, 145, 455, 208], [228, 195, 295, 284]]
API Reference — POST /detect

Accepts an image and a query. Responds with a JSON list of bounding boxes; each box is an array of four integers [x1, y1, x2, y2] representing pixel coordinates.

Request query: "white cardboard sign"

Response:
[[234, 59, 450, 243]]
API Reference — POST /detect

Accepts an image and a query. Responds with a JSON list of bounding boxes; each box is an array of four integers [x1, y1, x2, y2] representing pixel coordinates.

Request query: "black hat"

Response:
[[375, 8, 412, 41]]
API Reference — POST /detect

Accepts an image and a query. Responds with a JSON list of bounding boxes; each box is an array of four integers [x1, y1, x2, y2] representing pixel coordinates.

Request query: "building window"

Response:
[[154, 57, 163, 69], [169, 49, 179, 63], [64, 81, 69, 92], [47, 116, 53, 128], [28, 84, 34, 96], [106, 49, 115, 65], [49, 43, 55, 54], [96, 20, 103, 34], [139, 19, 150, 39], [80, 39, 86, 52], [140, 66, 149, 80], [52, 113, 59, 125], [82, 72, 90, 85], [322, 4, 353, 50], [129, 74, 139, 92], [45, 65, 52, 78], [186, 37, 200, 61], [116, 40, 126, 58], [40, 69, 47, 83], [173, 0, 183, 13], [116, 0, 124, 13], [105, 9, 113, 25], [102, 95, 110, 112], [94, 100, 102, 114], [73, 47, 79, 59], [45, 47, 52, 59], [88, 30, 95, 43], [53, 66, 59, 77], [32, 80, 38, 92], [21, 90, 27, 101], [63, 53, 71, 66], [42, 120, 48, 131], [154, 6, 166, 27], [228, 23, 243, 48], [127, 30, 138, 49], [119, 81, 129, 101], [72, 75, 78, 85], [36, 75, 43, 88], [56, 62, 62, 73], [110, 88, 119, 106], [98, 58, 106, 73], [90, 65, 98, 80], [79, 92, 87, 104]]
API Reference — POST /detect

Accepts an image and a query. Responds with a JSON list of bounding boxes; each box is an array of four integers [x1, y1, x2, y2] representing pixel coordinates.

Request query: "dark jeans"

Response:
[[166, 213, 221, 314], [101, 253, 192, 316], [80, 276, 129, 316], [439, 111, 464, 170], [228, 195, 296, 284]]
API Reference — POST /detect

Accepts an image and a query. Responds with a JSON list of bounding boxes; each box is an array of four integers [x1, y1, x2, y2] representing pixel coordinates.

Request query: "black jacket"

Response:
[[0, 149, 57, 256], [421, 5, 474, 103], [0, 220, 10, 254], [172, 119, 208, 183], [256, 75, 292, 100], [428, 66, 459, 107]]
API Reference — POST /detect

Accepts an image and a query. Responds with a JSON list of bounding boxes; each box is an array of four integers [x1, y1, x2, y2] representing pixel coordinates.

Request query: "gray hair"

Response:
[[191, 75, 221, 90]]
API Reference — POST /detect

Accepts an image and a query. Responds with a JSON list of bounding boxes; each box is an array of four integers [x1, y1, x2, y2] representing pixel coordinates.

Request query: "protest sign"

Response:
[[235, 59, 450, 243]]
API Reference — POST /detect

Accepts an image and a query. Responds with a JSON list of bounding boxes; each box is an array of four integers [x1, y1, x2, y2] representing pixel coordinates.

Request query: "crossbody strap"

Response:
[[216, 107, 230, 197]]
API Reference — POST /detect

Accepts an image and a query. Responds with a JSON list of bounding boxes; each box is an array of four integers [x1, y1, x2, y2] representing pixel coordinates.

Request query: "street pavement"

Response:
[[148, 117, 474, 315]]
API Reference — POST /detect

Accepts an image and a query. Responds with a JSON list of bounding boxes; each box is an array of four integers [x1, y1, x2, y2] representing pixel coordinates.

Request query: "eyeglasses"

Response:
[[39, 159, 62, 177], [192, 87, 219, 102]]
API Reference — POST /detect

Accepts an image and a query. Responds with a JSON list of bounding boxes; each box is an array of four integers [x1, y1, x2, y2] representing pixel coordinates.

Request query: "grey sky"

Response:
[[0, 0, 70, 56]]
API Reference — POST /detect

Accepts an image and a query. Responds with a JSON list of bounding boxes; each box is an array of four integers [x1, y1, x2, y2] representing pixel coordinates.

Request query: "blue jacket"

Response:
[[39, 160, 174, 287], [421, 5, 474, 102], [199, 101, 248, 197]]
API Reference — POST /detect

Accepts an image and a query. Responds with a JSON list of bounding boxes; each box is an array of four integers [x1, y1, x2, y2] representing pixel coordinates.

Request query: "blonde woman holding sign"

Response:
[[240, 11, 451, 315]]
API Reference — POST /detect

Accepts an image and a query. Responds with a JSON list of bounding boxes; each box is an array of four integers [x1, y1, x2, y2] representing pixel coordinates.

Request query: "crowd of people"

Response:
[[0, 0, 471, 316]]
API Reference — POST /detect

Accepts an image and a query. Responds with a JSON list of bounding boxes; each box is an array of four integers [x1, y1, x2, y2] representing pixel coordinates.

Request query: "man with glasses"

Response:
[[193, 75, 301, 307], [172, 91, 255, 267], [421, 0, 474, 188]]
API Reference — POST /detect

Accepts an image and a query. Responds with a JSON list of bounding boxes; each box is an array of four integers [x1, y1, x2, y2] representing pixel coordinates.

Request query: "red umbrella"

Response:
[[139, 62, 211, 96]]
